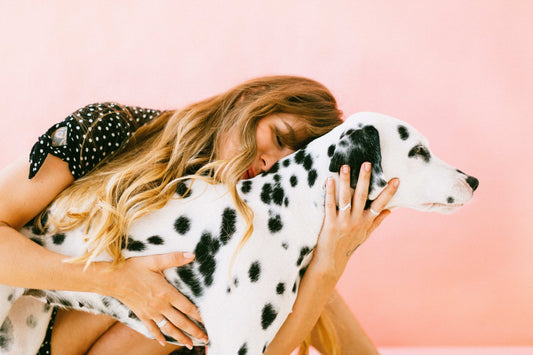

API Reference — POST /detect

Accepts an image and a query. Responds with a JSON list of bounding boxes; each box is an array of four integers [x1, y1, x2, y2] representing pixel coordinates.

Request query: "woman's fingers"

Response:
[[120, 252, 209, 347], [368, 178, 400, 217], [142, 316, 170, 347], [352, 162, 372, 215], [338, 165, 353, 213]]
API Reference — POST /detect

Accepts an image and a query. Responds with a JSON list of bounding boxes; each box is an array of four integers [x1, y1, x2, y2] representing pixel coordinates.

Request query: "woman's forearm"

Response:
[[264, 262, 337, 354], [0, 225, 110, 293]]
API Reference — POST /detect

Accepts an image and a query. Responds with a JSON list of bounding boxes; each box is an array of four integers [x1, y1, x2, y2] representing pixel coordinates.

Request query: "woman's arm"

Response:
[[265, 163, 399, 354], [0, 155, 207, 347]]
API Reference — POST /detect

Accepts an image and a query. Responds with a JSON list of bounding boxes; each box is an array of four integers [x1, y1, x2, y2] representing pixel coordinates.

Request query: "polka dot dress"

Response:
[[30, 103, 161, 354], [36, 307, 57, 355], [29, 102, 162, 179]]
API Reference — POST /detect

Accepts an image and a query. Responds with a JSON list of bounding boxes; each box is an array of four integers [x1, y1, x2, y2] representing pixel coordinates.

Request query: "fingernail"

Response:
[[365, 162, 371, 172], [186, 344, 193, 350], [342, 165, 349, 173], [159, 341, 166, 347], [201, 337, 209, 343], [393, 179, 400, 187], [183, 252, 195, 259]]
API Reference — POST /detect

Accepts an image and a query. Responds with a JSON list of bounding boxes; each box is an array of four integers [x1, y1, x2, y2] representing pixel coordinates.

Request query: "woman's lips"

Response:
[[242, 167, 255, 180]]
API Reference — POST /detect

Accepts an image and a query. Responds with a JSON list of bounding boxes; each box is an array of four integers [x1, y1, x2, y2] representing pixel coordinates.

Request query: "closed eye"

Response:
[[408, 144, 431, 162], [276, 135, 283, 147]]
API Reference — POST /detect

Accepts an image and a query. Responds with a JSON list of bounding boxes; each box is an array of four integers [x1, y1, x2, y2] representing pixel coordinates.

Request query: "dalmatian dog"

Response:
[[0, 112, 478, 354]]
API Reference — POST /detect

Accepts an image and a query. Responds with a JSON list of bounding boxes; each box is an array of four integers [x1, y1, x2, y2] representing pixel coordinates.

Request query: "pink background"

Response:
[[1, 0, 532, 348]]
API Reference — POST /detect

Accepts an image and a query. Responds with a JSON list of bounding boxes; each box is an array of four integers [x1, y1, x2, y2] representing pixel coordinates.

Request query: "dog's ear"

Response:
[[328, 125, 387, 200]]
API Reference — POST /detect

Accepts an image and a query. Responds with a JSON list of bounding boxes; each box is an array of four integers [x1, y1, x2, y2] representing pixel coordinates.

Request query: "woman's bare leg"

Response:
[[50, 309, 116, 355], [310, 289, 379, 355], [87, 322, 182, 355]]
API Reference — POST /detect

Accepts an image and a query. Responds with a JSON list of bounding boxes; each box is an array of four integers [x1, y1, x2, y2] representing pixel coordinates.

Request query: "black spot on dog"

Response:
[[292, 282, 297, 293], [59, 298, 73, 307], [102, 297, 111, 308], [327, 144, 335, 157], [147, 235, 164, 245], [174, 216, 191, 235], [261, 303, 278, 330], [26, 314, 37, 328], [294, 150, 305, 164], [52, 233, 66, 245], [126, 238, 146, 252], [263, 344, 268, 353], [176, 181, 192, 198], [276, 282, 285, 295], [29, 210, 49, 235], [238, 343, 248, 355], [177, 265, 203, 297], [261, 183, 273, 204], [329, 125, 384, 195], [0, 317, 13, 351], [241, 180, 252, 194], [195, 232, 218, 286], [128, 310, 139, 320], [303, 154, 313, 171], [273, 174, 281, 182], [7, 294, 14, 303], [284, 197, 289, 207], [281, 241, 289, 250], [398, 125, 409, 140], [268, 215, 283, 233], [233, 277, 239, 287], [447, 197, 455, 204], [339, 140, 348, 147], [308, 169, 317, 187], [272, 185, 285, 206], [30, 237, 44, 246], [299, 265, 309, 279], [290, 175, 298, 187], [283, 159, 290, 167], [220, 208, 237, 244], [249, 261, 261, 282], [297, 246, 312, 266]]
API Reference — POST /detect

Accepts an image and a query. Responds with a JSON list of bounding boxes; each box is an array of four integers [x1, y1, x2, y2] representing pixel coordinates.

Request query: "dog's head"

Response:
[[324, 112, 479, 214]]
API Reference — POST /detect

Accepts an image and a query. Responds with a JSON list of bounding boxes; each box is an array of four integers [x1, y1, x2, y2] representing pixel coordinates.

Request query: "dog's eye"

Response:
[[408, 145, 431, 162], [412, 145, 425, 155]]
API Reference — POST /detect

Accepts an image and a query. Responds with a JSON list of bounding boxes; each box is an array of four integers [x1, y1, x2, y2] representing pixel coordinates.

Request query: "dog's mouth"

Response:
[[422, 202, 464, 214]]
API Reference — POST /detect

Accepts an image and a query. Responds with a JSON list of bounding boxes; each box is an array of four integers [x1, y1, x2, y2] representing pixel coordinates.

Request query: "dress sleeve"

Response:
[[28, 102, 162, 179]]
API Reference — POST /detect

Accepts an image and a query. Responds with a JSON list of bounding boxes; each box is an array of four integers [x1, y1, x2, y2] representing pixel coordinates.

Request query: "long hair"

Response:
[[42, 75, 343, 354]]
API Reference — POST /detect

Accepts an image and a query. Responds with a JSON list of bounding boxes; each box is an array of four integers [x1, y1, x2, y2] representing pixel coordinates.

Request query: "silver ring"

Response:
[[339, 203, 351, 212], [369, 208, 380, 216], [156, 318, 168, 329]]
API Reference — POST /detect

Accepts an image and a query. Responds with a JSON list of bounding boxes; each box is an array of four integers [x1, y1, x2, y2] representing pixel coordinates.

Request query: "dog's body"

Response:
[[0, 112, 478, 354]]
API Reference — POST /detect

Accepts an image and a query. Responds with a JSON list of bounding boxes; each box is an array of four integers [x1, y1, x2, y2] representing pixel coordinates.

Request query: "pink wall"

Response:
[[1, 0, 531, 347]]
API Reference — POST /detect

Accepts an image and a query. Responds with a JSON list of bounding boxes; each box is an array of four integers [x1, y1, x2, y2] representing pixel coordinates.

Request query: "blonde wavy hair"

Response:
[[41, 75, 343, 354]]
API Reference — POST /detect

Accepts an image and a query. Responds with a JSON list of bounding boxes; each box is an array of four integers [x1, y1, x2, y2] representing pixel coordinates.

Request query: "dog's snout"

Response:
[[466, 176, 479, 191]]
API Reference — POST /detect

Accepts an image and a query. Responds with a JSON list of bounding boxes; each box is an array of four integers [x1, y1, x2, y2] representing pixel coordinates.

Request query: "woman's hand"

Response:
[[101, 252, 208, 349], [312, 162, 399, 281]]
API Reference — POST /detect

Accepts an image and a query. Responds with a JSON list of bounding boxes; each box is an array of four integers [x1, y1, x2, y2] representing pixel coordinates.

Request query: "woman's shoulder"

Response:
[[28, 102, 163, 180]]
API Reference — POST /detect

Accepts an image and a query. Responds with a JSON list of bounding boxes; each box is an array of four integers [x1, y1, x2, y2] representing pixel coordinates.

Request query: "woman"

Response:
[[0, 76, 398, 354]]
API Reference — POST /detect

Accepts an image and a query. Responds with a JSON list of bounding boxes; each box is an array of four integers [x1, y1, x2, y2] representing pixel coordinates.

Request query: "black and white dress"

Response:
[[28, 103, 205, 355]]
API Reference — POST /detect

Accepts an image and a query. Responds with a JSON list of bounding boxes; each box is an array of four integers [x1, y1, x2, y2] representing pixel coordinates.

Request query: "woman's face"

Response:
[[220, 113, 305, 180]]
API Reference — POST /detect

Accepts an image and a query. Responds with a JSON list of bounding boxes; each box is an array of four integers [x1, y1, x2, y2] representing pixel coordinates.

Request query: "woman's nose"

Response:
[[260, 155, 275, 173]]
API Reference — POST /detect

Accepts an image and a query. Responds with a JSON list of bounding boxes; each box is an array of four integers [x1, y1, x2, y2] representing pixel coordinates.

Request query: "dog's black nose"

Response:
[[466, 176, 479, 191]]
